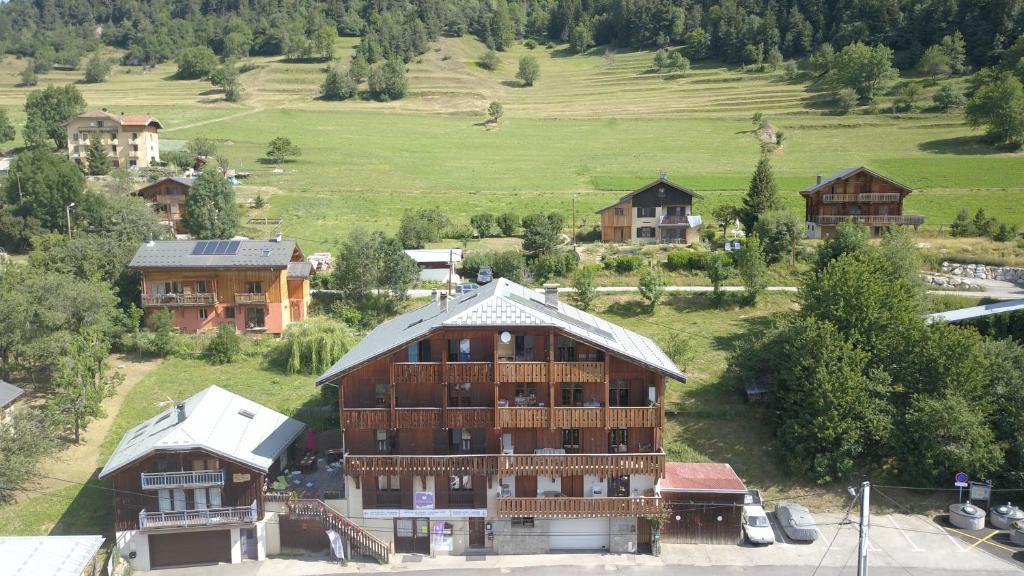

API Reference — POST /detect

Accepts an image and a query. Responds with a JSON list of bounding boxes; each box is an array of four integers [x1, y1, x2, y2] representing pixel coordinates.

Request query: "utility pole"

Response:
[[448, 247, 454, 295], [571, 194, 577, 249], [857, 480, 871, 576]]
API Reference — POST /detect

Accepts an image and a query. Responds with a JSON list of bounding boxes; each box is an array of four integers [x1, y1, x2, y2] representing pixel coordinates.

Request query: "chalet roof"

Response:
[[404, 248, 463, 265], [927, 298, 1024, 324], [597, 174, 705, 213], [135, 177, 194, 196], [658, 462, 746, 493], [65, 110, 163, 129], [800, 166, 913, 195], [0, 535, 106, 576], [288, 261, 313, 279], [129, 239, 299, 270], [99, 385, 305, 479], [0, 379, 24, 408], [316, 278, 686, 385]]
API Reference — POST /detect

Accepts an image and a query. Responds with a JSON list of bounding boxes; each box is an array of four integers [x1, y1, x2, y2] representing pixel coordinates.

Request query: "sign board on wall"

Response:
[[232, 473, 251, 483], [414, 491, 435, 510], [361, 509, 487, 519]]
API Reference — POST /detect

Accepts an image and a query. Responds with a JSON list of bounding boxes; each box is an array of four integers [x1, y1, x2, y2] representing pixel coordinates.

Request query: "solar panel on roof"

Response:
[[202, 241, 219, 255], [227, 240, 241, 254], [213, 241, 231, 255], [191, 241, 209, 255]]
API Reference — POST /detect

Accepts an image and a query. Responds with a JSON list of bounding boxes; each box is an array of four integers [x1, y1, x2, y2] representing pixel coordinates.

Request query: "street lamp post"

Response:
[[66, 202, 77, 240]]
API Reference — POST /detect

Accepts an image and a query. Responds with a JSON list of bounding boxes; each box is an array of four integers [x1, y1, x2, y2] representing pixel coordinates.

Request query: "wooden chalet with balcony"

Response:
[[801, 167, 923, 239], [597, 173, 704, 244], [316, 279, 686, 556], [135, 177, 193, 235], [98, 386, 305, 571], [129, 238, 312, 335]]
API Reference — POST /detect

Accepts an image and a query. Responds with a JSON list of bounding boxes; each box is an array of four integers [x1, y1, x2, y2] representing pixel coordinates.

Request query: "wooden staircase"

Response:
[[286, 499, 391, 564]]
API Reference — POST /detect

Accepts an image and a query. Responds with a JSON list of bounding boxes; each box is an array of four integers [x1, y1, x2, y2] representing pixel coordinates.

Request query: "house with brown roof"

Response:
[[801, 167, 924, 239], [135, 177, 194, 235], [65, 109, 162, 170], [596, 173, 703, 244]]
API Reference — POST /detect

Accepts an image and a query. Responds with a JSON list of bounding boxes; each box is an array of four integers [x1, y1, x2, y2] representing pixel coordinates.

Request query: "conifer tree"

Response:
[[738, 155, 781, 234]]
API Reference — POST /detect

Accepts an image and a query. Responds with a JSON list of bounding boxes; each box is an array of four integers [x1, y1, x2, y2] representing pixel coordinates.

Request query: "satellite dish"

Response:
[[500, 331, 512, 343]]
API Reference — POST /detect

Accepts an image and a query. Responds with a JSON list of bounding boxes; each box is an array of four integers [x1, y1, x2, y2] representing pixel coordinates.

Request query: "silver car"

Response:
[[775, 502, 819, 542], [742, 505, 775, 545]]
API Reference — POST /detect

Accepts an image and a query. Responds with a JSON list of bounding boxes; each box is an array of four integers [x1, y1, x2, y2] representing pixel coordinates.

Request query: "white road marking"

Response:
[[888, 514, 922, 552]]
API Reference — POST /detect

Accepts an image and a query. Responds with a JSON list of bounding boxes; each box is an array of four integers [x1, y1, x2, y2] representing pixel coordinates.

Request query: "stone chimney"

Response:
[[175, 402, 187, 424], [816, 174, 822, 185], [543, 284, 560, 308], [439, 291, 448, 312], [430, 289, 439, 302], [660, 171, 668, 180]]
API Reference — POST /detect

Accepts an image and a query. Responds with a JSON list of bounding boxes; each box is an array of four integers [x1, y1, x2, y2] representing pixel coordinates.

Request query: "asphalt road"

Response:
[[319, 566, 1021, 576]]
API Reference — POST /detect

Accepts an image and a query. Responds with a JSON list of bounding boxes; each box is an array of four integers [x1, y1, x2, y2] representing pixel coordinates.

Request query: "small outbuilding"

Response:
[[0, 379, 24, 424], [0, 535, 105, 576], [657, 462, 747, 545]]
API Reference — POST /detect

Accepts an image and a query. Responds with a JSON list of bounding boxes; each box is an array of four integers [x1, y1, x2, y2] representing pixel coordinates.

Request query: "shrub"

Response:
[[665, 250, 705, 271], [204, 324, 241, 365], [516, 56, 540, 86], [470, 213, 496, 237], [147, 310, 192, 358], [367, 60, 407, 101], [175, 46, 218, 79], [659, 332, 693, 371], [479, 50, 500, 71], [524, 39, 537, 50], [934, 84, 965, 111], [491, 250, 526, 282], [836, 88, 858, 114], [532, 250, 577, 279], [83, 53, 112, 83], [496, 212, 520, 236], [322, 68, 357, 100], [603, 254, 644, 273], [273, 318, 354, 374]]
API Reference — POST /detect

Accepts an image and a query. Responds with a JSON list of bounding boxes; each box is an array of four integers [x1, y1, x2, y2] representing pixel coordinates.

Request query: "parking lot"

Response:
[[940, 514, 1024, 568], [658, 512, 1023, 573]]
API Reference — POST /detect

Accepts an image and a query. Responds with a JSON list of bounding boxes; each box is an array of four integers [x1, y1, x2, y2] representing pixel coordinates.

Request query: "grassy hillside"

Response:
[[0, 37, 1021, 252]]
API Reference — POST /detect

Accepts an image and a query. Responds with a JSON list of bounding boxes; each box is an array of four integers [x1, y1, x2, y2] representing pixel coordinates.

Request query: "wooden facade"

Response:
[[597, 176, 703, 244], [660, 491, 745, 545], [108, 448, 268, 533], [801, 167, 923, 239], [135, 178, 192, 234]]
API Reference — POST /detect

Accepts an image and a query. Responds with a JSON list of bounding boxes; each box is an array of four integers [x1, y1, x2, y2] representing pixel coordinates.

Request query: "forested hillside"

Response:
[[1, 0, 1021, 70]]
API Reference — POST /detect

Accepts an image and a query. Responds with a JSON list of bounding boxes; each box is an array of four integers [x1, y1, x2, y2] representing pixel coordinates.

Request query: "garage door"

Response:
[[549, 518, 609, 551], [149, 530, 231, 568]]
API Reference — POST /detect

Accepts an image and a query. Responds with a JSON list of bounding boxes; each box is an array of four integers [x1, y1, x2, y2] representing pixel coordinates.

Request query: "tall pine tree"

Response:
[[739, 154, 781, 234], [85, 135, 111, 176]]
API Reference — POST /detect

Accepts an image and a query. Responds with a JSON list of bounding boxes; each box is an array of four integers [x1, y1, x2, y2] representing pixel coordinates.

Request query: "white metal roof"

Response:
[[316, 278, 686, 384], [0, 535, 105, 576], [99, 385, 305, 479], [927, 299, 1024, 324], [404, 248, 463, 264]]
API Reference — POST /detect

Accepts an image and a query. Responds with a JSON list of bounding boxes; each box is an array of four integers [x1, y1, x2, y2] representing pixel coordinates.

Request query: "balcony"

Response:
[[394, 408, 442, 429], [608, 406, 660, 428], [552, 407, 605, 428], [140, 470, 224, 490], [815, 214, 925, 226], [141, 293, 216, 307], [498, 452, 665, 477], [551, 362, 604, 383], [498, 362, 548, 382], [446, 362, 493, 383], [497, 407, 550, 428], [497, 496, 664, 518], [139, 502, 256, 530], [822, 193, 902, 203], [391, 362, 441, 385], [235, 293, 268, 304], [342, 408, 390, 429], [445, 407, 494, 429], [344, 455, 498, 477], [658, 214, 691, 227]]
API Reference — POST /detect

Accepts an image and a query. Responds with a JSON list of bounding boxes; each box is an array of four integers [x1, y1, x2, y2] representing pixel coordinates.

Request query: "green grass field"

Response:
[[1, 37, 1021, 252]]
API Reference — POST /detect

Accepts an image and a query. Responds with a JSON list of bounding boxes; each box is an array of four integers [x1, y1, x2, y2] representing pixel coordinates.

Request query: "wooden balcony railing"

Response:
[[140, 470, 224, 490], [446, 362, 493, 383], [608, 406, 661, 428], [498, 362, 548, 382], [552, 407, 605, 428], [235, 293, 268, 304], [391, 363, 441, 386], [551, 362, 604, 383], [497, 496, 664, 518], [497, 407, 550, 428], [394, 408, 441, 429], [498, 452, 665, 477], [815, 214, 924, 226], [445, 407, 494, 429], [822, 193, 902, 203], [342, 408, 390, 430], [139, 502, 256, 530], [141, 293, 216, 307], [344, 455, 498, 477]]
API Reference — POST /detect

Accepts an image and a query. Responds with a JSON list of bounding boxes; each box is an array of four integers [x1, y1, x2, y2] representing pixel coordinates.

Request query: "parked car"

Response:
[[456, 283, 480, 294], [477, 265, 493, 284], [775, 503, 819, 542], [742, 505, 775, 545]]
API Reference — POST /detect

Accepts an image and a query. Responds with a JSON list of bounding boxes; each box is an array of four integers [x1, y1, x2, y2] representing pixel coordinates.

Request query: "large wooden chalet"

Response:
[[317, 279, 685, 556], [129, 238, 312, 335], [99, 386, 305, 571], [135, 177, 194, 235], [597, 173, 703, 244], [801, 167, 924, 239]]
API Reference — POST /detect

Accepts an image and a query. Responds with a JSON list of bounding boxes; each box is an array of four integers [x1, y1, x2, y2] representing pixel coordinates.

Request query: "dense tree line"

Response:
[[2, 0, 1021, 73]]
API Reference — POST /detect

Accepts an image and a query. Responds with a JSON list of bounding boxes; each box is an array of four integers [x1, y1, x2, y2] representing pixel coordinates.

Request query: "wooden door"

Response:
[[637, 517, 652, 553], [394, 517, 431, 554], [468, 518, 485, 548]]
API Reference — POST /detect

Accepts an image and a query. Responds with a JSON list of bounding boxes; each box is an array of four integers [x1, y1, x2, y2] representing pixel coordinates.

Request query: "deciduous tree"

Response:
[[517, 55, 540, 86], [3, 148, 84, 230], [570, 265, 598, 311], [181, 169, 240, 239], [266, 136, 301, 163], [23, 84, 85, 149], [831, 42, 897, 100]]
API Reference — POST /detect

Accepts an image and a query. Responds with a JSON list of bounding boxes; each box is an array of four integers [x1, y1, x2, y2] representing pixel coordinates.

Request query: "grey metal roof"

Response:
[[0, 535, 105, 576], [927, 299, 1024, 324], [316, 278, 686, 385], [129, 239, 298, 269], [0, 379, 23, 408], [288, 261, 313, 278], [99, 385, 305, 479], [800, 166, 913, 194]]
